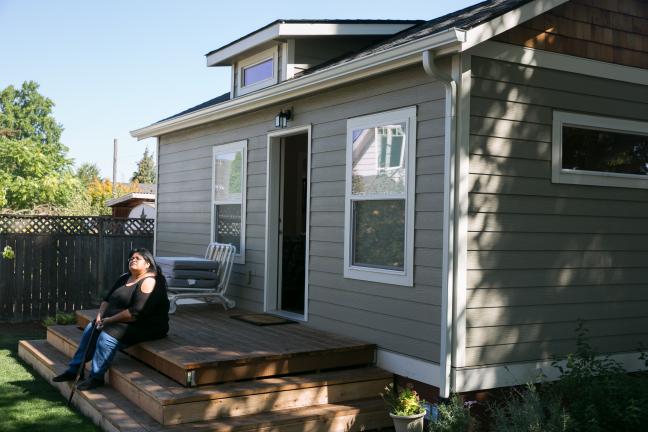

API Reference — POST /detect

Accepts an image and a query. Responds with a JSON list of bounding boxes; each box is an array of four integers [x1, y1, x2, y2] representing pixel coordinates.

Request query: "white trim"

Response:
[[455, 351, 648, 393], [376, 349, 440, 388], [211, 140, 247, 264], [277, 22, 417, 37], [230, 61, 236, 99], [461, 0, 568, 51], [208, 25, 281, 66], [153, 138, 160, 256], [280, 42, 289, 81], [453, 54, 471, 372], [469, 41, 648, 87], [206, 22, 419, 66], [264, 125, 312, 321], [344, 106, 417, 287], [422, 51, 457, 399], [237, 47, 279, 96], [552, 111, 648, 189], [132, 29, 464, 140]]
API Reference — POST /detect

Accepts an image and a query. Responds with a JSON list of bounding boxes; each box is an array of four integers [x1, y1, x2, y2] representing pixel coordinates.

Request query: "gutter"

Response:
[[422, 49, 457, 399], [131, 28, 465, 140]]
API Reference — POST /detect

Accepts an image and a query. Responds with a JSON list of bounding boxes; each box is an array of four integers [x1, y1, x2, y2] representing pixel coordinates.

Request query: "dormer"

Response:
[[205, 20, 423, 98]]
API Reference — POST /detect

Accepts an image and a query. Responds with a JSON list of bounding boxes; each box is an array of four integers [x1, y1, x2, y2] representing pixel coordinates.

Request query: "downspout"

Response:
[[422, 50, 457, 399]]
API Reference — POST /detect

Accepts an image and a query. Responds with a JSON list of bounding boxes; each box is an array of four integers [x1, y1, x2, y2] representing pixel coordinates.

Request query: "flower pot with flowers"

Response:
[[381, 383, 427, 432]]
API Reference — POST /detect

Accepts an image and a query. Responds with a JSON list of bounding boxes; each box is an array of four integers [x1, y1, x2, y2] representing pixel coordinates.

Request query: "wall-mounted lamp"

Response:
[[274, 109, 292, 128]]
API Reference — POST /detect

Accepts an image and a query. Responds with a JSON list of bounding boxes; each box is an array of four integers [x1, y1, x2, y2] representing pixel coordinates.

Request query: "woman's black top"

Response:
[[102, 273, 169, 346]]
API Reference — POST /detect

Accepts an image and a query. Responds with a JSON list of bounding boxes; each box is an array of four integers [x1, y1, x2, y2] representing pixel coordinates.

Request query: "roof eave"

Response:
[[460, 0, 569, 51], [205, 21, 422, 66], [132, 28, 465, 140]]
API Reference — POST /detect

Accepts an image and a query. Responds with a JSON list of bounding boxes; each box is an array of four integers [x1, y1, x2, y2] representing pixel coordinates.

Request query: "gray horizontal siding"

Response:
[[156, 64, 446, 362], [466, 56, 648, 367]]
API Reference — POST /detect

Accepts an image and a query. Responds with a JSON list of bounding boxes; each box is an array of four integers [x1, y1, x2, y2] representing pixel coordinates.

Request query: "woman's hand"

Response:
[[94, 313, 102, 326], [96, 316, 111, 330]]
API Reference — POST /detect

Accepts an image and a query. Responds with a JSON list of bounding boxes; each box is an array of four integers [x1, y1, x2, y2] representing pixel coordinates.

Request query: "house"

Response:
[[131, 0, 648, 398], [105, 183, 156, 219]]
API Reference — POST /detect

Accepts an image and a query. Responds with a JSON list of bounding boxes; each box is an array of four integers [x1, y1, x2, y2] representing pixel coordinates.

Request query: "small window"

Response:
[[237, 47, 278, 96], [552, 111, 648, 189], [242, 58, 273, 87], [344, 107, 416, 286], [212, 141, 247, 263]]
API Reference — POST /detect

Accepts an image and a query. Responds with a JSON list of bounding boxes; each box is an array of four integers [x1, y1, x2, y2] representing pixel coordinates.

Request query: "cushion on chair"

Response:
[[162, 269, 218, 280], [156, 256, 219, 271]]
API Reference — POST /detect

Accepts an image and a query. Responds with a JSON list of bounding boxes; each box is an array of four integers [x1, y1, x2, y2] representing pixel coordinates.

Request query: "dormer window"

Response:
[[237, 47, 278, 95], [206, 20, 423, 99], [243, 58, 273, 86]]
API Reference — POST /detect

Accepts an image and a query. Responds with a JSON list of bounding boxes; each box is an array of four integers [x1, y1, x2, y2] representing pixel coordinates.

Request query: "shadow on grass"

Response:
[[0, 322, 98, 432]]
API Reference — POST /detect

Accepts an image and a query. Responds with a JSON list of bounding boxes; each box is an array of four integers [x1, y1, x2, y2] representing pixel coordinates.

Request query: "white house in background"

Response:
[[132, 0, 648, 397]]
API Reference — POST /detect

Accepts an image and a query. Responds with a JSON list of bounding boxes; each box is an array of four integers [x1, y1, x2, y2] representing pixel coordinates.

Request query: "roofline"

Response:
[[131, 0, 569, 140], [105, 192, 156, 207], [132, 28, 465, 139], [206, 21, 423, 66]]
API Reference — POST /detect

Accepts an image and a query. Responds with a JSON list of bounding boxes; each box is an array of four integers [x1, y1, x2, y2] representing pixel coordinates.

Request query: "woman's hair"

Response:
[[129, 248, 161, 276]]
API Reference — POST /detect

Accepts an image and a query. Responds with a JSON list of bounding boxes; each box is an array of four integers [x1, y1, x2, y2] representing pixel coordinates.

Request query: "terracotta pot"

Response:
[[389, 412, 425, 432]]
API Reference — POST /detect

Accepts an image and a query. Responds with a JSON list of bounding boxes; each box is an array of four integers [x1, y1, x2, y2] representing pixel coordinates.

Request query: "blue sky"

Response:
[[0, 0, 479, 182]]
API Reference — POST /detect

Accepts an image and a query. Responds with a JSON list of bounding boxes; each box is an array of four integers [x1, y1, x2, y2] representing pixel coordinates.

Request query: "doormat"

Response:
[[230, 314, 297, 326]]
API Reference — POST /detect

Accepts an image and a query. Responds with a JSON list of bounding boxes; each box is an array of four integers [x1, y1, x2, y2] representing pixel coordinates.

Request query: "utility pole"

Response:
[[112, 138, 118, 197]]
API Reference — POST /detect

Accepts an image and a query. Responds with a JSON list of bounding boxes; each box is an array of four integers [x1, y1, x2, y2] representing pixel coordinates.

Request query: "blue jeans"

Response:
[[66, 322, 124, 379]]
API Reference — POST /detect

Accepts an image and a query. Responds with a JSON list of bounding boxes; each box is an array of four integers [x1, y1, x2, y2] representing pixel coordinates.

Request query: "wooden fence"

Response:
[[0, 215, 154, 322]]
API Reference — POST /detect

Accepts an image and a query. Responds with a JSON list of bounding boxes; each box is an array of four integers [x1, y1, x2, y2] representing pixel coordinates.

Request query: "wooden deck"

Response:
[[75, 304, 376, 387], [20, 303, 392, 430]]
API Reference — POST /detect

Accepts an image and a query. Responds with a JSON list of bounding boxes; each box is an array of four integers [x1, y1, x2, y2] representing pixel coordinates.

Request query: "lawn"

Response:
[[0, 322, 98, 432]]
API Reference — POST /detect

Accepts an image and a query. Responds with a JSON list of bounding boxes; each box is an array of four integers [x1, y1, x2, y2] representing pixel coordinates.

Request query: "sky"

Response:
[[0, 0, 480, 182]]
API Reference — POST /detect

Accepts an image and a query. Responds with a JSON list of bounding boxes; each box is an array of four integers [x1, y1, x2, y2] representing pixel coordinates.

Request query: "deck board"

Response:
[[76, 304, 375, 386]]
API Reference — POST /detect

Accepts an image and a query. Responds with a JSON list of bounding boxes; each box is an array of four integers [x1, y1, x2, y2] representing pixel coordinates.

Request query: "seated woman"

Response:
[[52, 248, 169, 390]]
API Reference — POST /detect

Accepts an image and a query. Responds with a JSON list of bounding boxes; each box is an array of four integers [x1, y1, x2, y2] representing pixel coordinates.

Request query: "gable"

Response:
[[494, 0, 648, 69]]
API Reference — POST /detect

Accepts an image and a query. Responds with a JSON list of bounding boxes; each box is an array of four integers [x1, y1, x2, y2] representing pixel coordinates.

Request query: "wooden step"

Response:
[[19, 339, 392, 431], [47, 325, 392, 425], [74, 307, 376, 387]]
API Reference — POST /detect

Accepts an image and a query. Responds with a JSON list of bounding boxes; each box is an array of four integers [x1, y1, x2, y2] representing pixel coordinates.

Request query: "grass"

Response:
[[0, 322, 98, 432]]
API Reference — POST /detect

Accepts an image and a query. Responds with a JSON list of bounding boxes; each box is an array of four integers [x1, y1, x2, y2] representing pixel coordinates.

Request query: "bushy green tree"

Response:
[[131, 147, 156, 184], [0, 81, 81, 211], [76, 162, 101, 186]]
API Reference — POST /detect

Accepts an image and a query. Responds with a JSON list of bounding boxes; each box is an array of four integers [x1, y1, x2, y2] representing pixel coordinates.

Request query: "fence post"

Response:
[[97, 217, 104, 300]]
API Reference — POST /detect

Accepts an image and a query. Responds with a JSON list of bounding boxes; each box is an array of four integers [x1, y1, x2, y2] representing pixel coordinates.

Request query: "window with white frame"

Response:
[[237, 47, 278, 95], [552, 111, 648, 189], [212, 141, 247, 264], [344, 106, 416, 286]]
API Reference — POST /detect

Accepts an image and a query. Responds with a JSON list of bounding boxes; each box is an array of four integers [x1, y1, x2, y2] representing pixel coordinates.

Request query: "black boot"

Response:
[[52, 371, 77, 382], [76, 376, 104, 391]]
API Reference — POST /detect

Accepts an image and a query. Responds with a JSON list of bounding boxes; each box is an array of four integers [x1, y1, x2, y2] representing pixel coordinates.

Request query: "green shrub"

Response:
[[488, 384, 570, 432], [429, 394, 477, 432], [549, 323, 648, 432], [488, 323, 648, 432], [42, 311, 77, 326]]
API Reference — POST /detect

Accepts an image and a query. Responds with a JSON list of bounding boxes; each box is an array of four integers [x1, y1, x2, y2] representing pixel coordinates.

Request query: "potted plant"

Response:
[[381, 383, 427, 432]]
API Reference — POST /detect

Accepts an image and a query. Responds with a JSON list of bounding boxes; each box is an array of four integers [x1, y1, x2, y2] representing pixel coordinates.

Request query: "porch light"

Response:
[[274, 109, 292, 128]]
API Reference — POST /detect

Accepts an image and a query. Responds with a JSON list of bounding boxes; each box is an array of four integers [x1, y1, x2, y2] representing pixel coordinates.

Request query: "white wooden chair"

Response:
[[166, 242, 236, 314]]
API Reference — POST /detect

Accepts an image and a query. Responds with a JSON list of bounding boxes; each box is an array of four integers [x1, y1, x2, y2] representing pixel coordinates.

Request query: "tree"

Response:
[[86, 179, 140, 215], [131, 147, 156, 183], [0, 81, 81, 211], [77, 162, 101, 186]]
